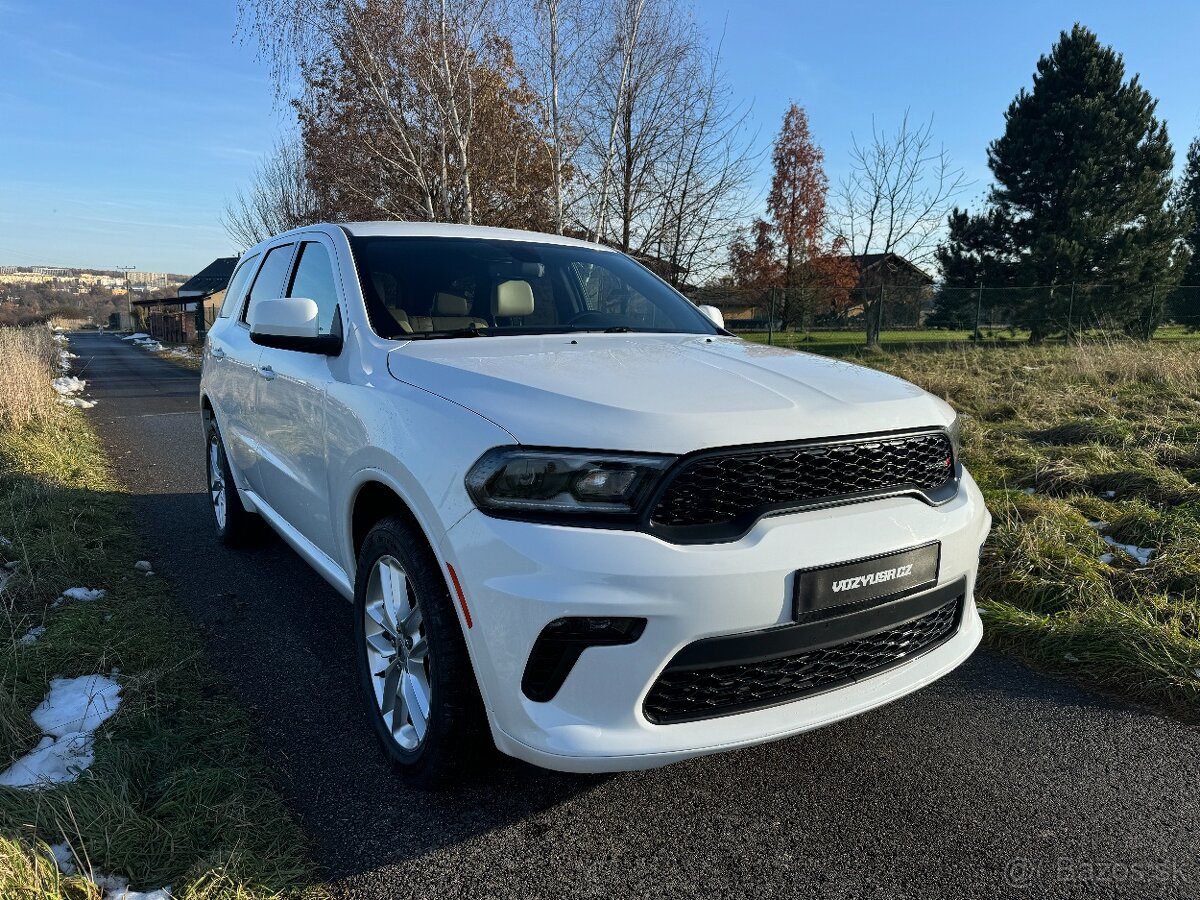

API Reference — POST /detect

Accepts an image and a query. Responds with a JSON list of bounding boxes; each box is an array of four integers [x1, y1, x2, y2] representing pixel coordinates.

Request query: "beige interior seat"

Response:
[[372, 272, 419, 334], [431, 292, 487, 331], [492, 280, 535, 319]]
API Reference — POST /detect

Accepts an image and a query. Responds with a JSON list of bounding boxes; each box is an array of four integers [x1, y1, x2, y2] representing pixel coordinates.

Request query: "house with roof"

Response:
[[843, 253, 935, 325], [701, 252, 934, 330], [132, 257, 237, 343]]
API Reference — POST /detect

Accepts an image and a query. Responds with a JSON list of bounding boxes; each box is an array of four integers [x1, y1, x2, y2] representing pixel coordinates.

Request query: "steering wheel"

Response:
[[565, 311, 619, 327]]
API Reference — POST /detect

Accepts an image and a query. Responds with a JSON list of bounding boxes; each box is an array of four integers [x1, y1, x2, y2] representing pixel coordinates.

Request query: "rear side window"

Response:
[[287, 242, 339, 335], [241, 243, 295, 324], [217, 253, 259, 319]]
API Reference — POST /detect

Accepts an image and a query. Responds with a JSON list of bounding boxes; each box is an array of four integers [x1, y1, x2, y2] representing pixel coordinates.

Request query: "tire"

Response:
[[353, 515, 489, 788], [205, 420, 257, 547]]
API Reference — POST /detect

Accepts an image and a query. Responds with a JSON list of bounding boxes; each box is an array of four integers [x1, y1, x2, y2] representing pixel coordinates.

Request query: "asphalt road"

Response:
[[70, 331, 1200, 899]]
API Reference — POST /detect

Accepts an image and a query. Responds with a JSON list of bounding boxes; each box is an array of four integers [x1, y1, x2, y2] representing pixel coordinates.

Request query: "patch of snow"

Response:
[[49, 840, 77, 875], [1099, 552, 1116, 564], [1193, 668, 1200, 679], [1086, 520, 1107, 530], [59, 397, 98, 409], [0, 734, 94, 788], [33, 674, 122, 737], [92, 873, 172, 900], [138, 340, 164, 351], [51, 375, 86, 396], [60, 586, 106, 603], [1063, 652, 1079, 662], [1022, 487, 1036, 495], [0, 674, 122, 789], [121, 333, 150, 341], [133, 560, 153, 573], [1101, 490, 1116, 499], [49, 840, 170, 899], [18, 625, 46, 647], [1101, 536, 1154, 566], [0, 535, 11, 547], [52, 333, 69, 344]]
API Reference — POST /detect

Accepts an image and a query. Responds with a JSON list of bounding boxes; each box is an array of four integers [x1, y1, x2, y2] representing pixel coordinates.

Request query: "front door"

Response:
[[252, 238, 343, 559]]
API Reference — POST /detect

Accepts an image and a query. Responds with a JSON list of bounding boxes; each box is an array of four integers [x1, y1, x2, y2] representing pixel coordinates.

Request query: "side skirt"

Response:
[[243, 490, 354, 601]]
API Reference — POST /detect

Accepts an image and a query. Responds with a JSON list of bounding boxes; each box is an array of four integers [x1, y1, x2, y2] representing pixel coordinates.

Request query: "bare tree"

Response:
[[519, 0, 599, 233], [575, 0, 754, 283], [647, 41, 756, 286], [833, 111, 967, 346], [234, 0, 750, 280], [240, 0, 548, 227], [222, 136, 320, 248]]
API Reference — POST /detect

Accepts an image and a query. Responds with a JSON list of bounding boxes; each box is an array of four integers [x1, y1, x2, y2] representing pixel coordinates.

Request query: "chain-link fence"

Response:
[[689, 283, 1200, 347]]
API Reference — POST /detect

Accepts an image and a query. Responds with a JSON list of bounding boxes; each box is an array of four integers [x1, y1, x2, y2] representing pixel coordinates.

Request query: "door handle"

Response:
[[258, 365, 276, 381], [211, 346, 226, 359]]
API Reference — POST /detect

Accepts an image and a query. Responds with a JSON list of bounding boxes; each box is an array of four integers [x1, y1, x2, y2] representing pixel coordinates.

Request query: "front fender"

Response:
[[325, 376, 517, 579]]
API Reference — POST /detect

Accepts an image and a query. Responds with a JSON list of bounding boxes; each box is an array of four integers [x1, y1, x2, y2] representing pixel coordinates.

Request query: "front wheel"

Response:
[[353, 515, 489, 788]]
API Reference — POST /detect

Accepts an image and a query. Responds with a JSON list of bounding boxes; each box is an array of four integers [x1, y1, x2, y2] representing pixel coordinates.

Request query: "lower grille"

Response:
[[643, 598, 961, 724]]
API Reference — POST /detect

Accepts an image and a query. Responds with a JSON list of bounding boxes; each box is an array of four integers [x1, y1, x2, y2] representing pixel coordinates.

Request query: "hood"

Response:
[[386, 334, 954, 455]]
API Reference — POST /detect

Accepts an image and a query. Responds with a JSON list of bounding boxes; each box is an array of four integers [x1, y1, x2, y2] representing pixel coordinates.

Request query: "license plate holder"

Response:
[[794, 542, 940, 618]]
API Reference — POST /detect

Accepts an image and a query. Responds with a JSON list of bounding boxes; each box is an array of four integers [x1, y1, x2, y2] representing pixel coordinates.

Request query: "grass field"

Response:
[[0, 332, 321, 898], [819, 338, 1200, 717]]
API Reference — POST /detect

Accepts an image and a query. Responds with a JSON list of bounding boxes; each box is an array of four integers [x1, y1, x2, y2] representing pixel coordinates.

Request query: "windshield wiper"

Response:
[[405, 326, 490, 340]]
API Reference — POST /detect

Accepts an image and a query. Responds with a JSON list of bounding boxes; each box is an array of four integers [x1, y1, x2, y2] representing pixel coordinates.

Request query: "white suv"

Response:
[[200, 222, 991, 785]]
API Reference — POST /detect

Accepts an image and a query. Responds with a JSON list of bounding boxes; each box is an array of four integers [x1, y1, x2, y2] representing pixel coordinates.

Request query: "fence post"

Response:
[[767, 286, 774, 346], [1148, 283, 1158, 340], [1067, 282, 1075, 340], [875, 282, 885, 346], [973, 281, 983, 342]]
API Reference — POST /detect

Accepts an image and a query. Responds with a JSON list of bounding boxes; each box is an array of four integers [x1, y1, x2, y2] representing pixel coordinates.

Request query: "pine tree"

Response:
[[1172, 138, 1200, 328], [939, 25, 1187, 340]]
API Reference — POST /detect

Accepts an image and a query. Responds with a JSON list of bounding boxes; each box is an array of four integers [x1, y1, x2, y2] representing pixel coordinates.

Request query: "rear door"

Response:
[[252, 237, 342, 557], [204, 251, 261, 483]]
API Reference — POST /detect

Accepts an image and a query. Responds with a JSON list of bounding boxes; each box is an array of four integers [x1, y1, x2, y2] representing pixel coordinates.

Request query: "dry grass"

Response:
[[0, 328, 59, 430], [1, 383, 322, 897], [856, 339, 1200, 715]]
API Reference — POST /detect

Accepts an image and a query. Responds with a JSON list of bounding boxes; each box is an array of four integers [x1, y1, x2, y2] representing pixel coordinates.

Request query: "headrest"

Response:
[[492, 280, 535, 317], [434, 292, 470, 315]]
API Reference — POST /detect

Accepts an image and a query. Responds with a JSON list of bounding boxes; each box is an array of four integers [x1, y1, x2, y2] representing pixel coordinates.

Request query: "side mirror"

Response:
[[697, 304, 725, 330], [250, 298, 342, 355]]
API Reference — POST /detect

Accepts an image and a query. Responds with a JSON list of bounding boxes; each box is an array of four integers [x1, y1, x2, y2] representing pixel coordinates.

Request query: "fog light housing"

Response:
[[521, 616, 647, 702]]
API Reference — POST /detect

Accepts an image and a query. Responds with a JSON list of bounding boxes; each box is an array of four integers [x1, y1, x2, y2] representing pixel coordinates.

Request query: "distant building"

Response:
[[843, 253, 934, 325], [700, 252, 935, 330]]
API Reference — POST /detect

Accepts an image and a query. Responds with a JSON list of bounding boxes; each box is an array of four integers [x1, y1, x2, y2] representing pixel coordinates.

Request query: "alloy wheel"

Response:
[[363, 554, 432, 751], [208, 436, 227, 529]]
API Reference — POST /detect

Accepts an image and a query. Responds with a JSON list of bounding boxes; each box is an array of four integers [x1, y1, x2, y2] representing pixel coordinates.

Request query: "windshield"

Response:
[[347, 235, 720, 340]]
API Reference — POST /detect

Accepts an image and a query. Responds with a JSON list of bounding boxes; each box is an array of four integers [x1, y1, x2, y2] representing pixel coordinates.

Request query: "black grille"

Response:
[[650, 431, 954, 530], [643, 598, 960, 724]]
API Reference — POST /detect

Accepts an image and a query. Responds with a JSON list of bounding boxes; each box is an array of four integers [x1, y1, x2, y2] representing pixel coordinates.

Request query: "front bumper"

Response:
[[440, 469, 991, 772]]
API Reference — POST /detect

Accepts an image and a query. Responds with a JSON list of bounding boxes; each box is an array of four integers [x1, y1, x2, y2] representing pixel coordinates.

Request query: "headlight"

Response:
[[465, 448, 674, 517]]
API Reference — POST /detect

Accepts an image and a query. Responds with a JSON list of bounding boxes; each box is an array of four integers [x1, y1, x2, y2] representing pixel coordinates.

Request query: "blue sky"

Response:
[[2, 0, 1198, 274]]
